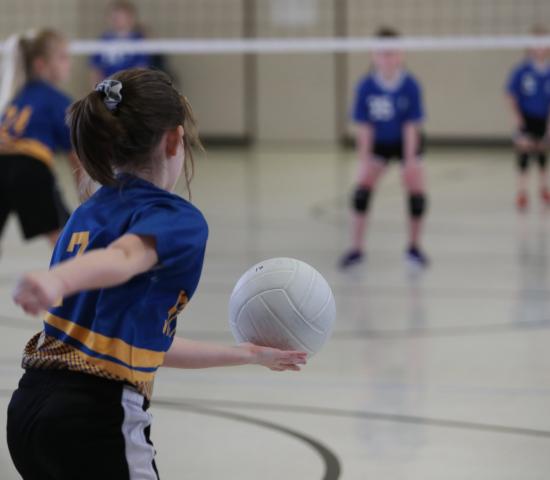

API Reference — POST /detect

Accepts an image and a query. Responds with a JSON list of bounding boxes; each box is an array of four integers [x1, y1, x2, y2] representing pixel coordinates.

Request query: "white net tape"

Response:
[[2, 35, 550, 55]]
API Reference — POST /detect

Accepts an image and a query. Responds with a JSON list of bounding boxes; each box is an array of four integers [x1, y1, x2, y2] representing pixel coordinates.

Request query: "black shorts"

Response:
[[520, 115, 548, 140], [373, 136, 425, 163], [0, 154, 70, 239], [7, 369, 159, 480]]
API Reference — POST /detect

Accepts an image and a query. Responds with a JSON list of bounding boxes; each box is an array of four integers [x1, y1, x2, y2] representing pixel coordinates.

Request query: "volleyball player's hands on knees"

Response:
[[13, 271, 65, 315], [243, 343, 308, 371]]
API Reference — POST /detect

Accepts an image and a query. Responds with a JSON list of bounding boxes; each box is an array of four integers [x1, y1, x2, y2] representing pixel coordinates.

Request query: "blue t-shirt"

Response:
[[506, 60, 550, 119], [90, 31, 150, 78], [43, 175, 208, 385], [352, 71, 424, 144], [0, 80, 72, 167]]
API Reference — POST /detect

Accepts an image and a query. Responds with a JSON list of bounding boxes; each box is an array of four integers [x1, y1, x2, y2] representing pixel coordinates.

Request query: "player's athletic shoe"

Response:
[[541, 188, 550, 207], [339, 250, 363, 269], [406, 246, 429, 269], [516, 192, 528, 211]]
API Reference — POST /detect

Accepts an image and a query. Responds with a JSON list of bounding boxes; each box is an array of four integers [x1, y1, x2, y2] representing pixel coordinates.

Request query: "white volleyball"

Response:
[[229, 258, 336, 356]]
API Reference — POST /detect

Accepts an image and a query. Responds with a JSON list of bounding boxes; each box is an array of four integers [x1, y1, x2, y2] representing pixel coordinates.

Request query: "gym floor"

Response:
[[1, 146, 549, 479]]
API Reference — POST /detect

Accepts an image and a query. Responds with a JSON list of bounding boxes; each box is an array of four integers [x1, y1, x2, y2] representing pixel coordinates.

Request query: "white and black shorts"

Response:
[[7, 369, 159, 480]]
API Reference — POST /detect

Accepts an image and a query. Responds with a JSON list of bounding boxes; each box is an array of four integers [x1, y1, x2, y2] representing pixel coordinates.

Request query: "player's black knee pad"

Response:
[[352, 187, 371, 214], [537, 153, 547, 169], [409, 193, 427, 219], [517, 152, 530, 172]]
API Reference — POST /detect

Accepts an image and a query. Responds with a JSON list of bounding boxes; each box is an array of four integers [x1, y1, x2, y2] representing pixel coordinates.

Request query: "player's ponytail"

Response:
[[0, 29, 66, 115], [68, 68, 202, 195], [0, 34, 30, 115]]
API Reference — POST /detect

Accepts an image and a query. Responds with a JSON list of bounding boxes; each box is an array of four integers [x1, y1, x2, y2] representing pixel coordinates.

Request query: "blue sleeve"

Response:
[[52, 96, 72, 152], [506, 67, 521, 96], [404, 78, 424, 122], [128, 202, 208, 271], [352, 80, 370, 123]]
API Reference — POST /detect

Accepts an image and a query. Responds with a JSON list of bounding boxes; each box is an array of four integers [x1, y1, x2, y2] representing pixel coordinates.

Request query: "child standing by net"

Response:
[[340, 27, 429, 269], [90, 1, 151, 83], [7, 68, 306, 480], [506, 25, 550, 211], [0, 29, 78, 247]]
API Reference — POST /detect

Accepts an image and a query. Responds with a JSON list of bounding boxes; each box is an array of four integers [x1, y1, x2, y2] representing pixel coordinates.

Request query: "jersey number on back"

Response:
[[0, 106, 32, 141]]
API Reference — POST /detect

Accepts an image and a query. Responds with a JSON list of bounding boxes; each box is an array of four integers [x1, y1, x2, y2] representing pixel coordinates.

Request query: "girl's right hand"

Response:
[[13, 271, 65, 316], [244, 343, 308, 371]]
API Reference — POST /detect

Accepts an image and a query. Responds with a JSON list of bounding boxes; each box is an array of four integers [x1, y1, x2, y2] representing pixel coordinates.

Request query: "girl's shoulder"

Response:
[[355, 72, 376, 93], [24, 81, 72, 108], [402, 71, 421, 90], [88, 177, 206, 226]]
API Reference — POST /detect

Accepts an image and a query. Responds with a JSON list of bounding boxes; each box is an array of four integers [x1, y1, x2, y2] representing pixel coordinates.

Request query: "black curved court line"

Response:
[[0, 388, 340, 480], [155, 399, 341, 480], [156, 396, 550, 440], [1, 312, 550, 340]]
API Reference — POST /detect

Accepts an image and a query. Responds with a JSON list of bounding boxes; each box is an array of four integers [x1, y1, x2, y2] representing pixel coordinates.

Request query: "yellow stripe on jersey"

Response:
[[13, 106, 32, 134], [44, 313, 166, 373], [0, 138, 54, 168], [69, 346, 156, 383]]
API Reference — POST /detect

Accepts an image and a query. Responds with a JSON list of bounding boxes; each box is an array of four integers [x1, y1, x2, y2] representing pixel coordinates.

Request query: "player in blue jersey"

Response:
[[340, 27, 429, 269], [7, 68, 307, 480], [90, 1, 150, 83], [506, 25, 550, 211], [0, 29, 79, 247]]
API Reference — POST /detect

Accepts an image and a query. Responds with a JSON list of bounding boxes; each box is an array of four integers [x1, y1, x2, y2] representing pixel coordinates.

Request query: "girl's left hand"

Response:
[[13, 271, 65, 316]]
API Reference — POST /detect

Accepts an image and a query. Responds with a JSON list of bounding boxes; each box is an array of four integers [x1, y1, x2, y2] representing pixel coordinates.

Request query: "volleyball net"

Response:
[[1, 0, 550, 143]]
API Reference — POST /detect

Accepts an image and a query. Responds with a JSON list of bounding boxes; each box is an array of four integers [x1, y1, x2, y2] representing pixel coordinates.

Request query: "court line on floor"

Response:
[[157, 400, 341, 480], [3, 276, 550, 301], [156, 396, 550, 440], [1, 313, 549, 340], [0, 388, 341, 480], [156, 280, 550, 301]]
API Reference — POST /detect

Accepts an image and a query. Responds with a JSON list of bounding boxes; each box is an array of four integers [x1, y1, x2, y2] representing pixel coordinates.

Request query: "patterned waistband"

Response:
[[22, 331, 154, 401]]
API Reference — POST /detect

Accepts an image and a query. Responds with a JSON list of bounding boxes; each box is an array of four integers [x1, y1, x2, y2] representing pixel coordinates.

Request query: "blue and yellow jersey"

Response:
[[0, 80, 72, 168], [23, 175, 208, 397], [506, 60, 550, 119], [90, 31, 150, 79], [352, 70, 424, 144]]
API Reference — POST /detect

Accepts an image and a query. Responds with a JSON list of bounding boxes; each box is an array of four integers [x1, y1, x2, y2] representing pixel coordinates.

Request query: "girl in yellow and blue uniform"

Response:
[[8, 68, 307, 480], [0, 30, 79, 246]]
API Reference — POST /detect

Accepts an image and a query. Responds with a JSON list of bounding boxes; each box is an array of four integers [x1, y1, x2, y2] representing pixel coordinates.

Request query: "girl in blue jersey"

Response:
[[340, 27, 429, 269], [90, 1, 150, 84], [7, 68, 306, 480], [0, 30, 79, 247], [506, 25, 550, 211]]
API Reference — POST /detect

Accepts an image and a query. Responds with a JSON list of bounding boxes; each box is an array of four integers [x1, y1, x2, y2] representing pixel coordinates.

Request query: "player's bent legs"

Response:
[[514, 138, 536, 205], [351, 158, 387, 252], [401, 159, 427, 250]]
